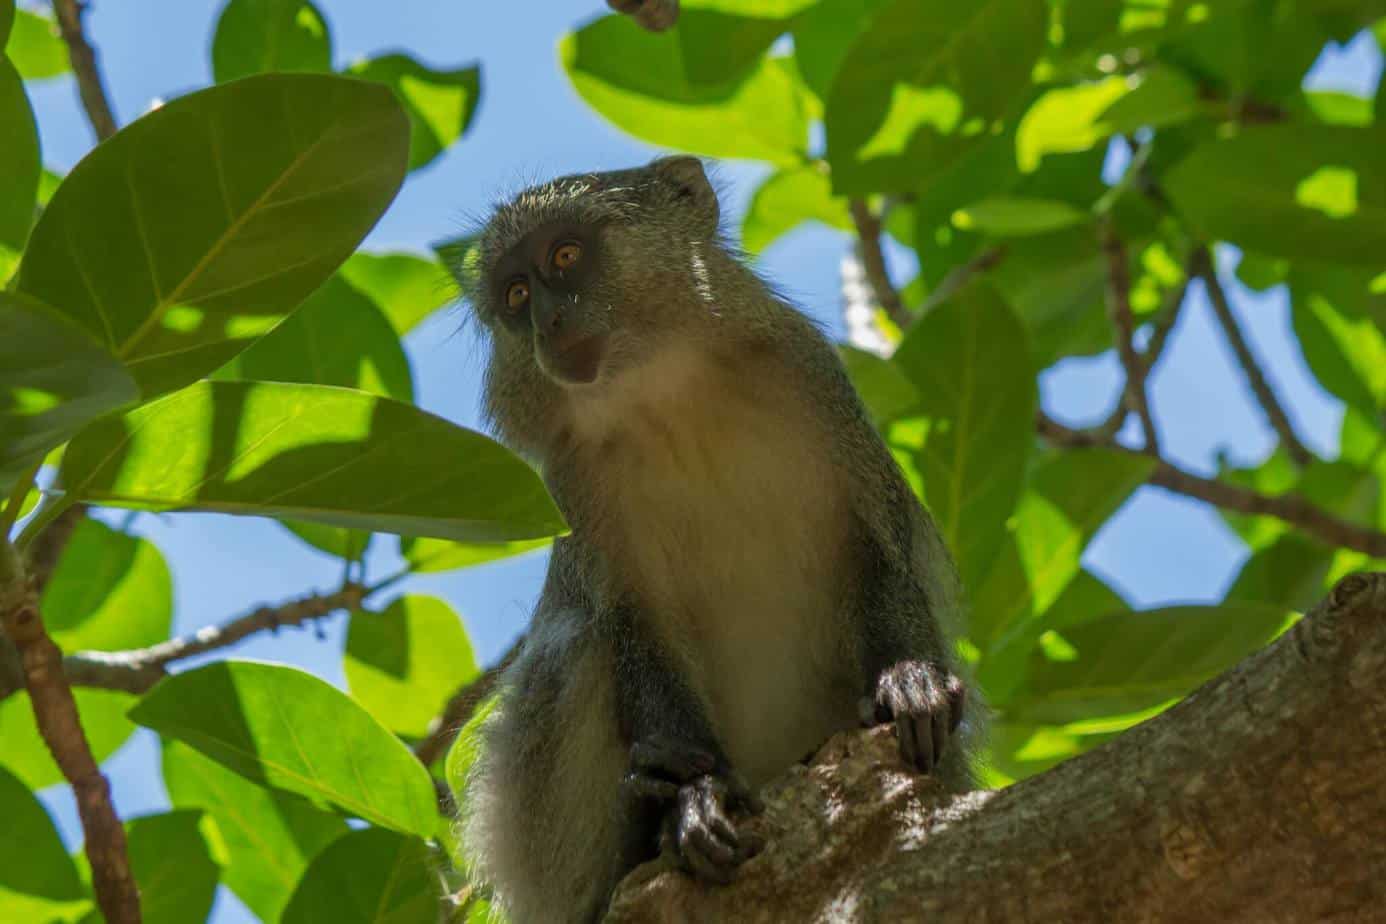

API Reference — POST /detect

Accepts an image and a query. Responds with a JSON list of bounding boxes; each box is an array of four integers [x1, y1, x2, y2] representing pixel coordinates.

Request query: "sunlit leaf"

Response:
[[0, 292, 139, 492], [673, 1, 792, 86], [16, 74, 409, 398], [5, 9, 68, 81], [281, 828, 439, 924], [1290, 266, 1386, 415], [444, 692, 499, 869], [42, 518, 173, 653], [163, 740, 347, 923], [278, 520, 372, 561], [211, 0, 332, 83], [399, 535, 550, 573], [0, 689, 137, 790], [1097, 66, 1204, 134], [838, 344, 919, 426], [345, 595, 478, 738], [741, 164, 852, 253], [0, 56, 37, 281], [792, 0, 889, 102], [338, 250, 453, 336], [130, 660, 440, 836], [1015, 77, 1129, 173], [951, 196, 1088, 236], [60, 381, 566, 542], [349, 54, 481, 171], [0, 765, 89, 922]]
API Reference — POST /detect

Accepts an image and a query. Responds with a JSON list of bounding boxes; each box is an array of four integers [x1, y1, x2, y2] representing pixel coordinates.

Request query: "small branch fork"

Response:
[[848, 199, 914, 330], [51, 0, 118, 142], [1099, 220, 1159, 453]]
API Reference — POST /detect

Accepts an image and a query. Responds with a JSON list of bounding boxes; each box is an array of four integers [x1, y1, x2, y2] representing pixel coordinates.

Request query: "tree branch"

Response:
[[605, 0, 678, 31], [1037, 413, 1386, 558], [1100, 221, 1159, 453], [51, 0, 119, 142], [847, 198, 913, 330], [608, 572, 1386, 921], [414, 635, 525, 767], [26, 503, 87, 595], [1197, 248, 1313, 466], [0, 543, 139, 924]]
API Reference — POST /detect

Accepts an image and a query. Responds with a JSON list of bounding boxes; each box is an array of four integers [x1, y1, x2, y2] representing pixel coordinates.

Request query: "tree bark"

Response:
[[606, 572, 1386, 923]]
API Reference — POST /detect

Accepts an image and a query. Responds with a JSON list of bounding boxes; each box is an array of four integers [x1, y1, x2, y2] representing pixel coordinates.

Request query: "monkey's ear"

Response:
[[651, 155, 719, 232]]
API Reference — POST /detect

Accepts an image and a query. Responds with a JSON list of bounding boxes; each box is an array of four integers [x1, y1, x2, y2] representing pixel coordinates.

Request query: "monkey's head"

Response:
[[465, 156, 731, 454]]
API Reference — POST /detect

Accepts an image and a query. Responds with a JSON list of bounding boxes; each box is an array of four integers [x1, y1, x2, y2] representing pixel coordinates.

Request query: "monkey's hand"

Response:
[[622, 736, 764, 885], [861, 660, 966, 775]]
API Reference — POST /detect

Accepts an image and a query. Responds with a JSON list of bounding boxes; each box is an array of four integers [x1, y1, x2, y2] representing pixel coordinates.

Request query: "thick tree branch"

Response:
[[414, 636, 525, 767], [847, 199, 913, 330], [1038, 413, 1386, 558], [606, 0, 678, 31], [51, 0, 119, 142], [1197, 249, 1313, 466], [1, 544, 140, 924], [608, 572, 1386, 922], [1100, 222, 1159, 453]]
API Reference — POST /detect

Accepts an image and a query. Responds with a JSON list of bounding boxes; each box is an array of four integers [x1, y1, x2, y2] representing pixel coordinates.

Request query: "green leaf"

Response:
[[1097, 66, 1204, 134], [673, 2, 791, 86], [0, 0, 11, 48], [117, 812, 220, 924], [348, 54, 481, 172], [130, 660, 440, 836], [42, 518, 172, 653], [59, 381, 567, 542], [560, 14, 807, 164], [281, 828, 439, 924], [1290, 266, 1386, 415], [163, 740, 346, 923], [792, 0, 889, 102], [399, 535, 550, 573], [951, 196, 1088, 236], [741, 164, 852, 253], [1165, 124, 1386, 266], [1003, 604, 1296, 725], [278, 520, 373, 561], [338, 251, 453, 336], [891, 282, 1037, 591], [5, 10, 69, 80], [838, 344, 919, 426], [1045, 567, 1131, 631], [217, 273, 415, 401], [444, 692, 499, 869], [0, 689, 137, 790], [0, 765, 89, 922], [0, 56, 38, 281], [16, 74, 409, 398], [1224, 532, 1337, 613], [211, 0, 332, 83], [345, 595, 478, 738], [825, 0, 1047, 194], [1015, 77, 1129, 174], [1297, 89, 1375, 126], [987, 227, 1111, 367], [0, 292, 139, 492]]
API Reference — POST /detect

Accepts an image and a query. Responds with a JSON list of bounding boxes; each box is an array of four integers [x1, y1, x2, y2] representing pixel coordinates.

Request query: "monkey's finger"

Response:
[[697, 783, 742, 846], [677, 818, 739, 882], [623, 771, 680, 802], [901, 712, 935, 774], [930, 707, 951, 769]]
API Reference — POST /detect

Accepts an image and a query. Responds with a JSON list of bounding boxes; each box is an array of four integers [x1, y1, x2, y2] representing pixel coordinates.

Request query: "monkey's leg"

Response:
[[859, 660, 967, 775]]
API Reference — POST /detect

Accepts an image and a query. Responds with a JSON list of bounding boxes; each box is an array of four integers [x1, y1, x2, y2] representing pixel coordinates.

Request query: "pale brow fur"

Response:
[[457, 158, 977, 924]]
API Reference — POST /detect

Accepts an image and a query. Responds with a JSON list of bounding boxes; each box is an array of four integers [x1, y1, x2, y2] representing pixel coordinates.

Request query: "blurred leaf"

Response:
[[1046, 567, 1131, 631], [0, 689, 136, 790], [561, 14, 807, 164], [281, 828, 439, 924], [981, 721, 1086, 787], [163, 739, 347, 923], [741, 164, 852, 253], [1015, 77, 1129, 173], [0, 765, 89, 922], [892, 282, 1036, 591], [0, 292, 139, 492], [1165, 124, 1386, 266], [673, 1, 792, 86], [839, 344, 920, 426], [345, 595, 478, 738], [5, 9, 68, 80], [400, 535, 550, 573], [278, 520, 372, 561], [952, 196, 1088, 236], [113, 812, 220, 924], [444, 692, 499, 869], [1290, 266, 1386, 415], [0, 56, 37, 280], [42, 518, 172, 653], [1218, 449, 1299, 548], [1297, 89, 1375, 126], [988, 228, 1110, 367], [0, 0, 12, 48], [1164, 2, 1327, 104], [792, 0, 889, 102], [130, 660, 439, 836], [60, 381, 567, 543], [16, 74, 409, 398], [1097, 66, 1204, 134], [1224, 532, 1337, 613], [825, 0, 1046, 194], [1234, 250, 1289, 292], [211, 0, 332, 83], [338, 251, 453, 336], [1003, 603, 1296, 725], [348, 54, 480, 171]]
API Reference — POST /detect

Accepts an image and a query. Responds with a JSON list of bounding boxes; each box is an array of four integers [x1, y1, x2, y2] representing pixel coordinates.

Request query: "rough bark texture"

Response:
[[607, 572, 1386, 924]]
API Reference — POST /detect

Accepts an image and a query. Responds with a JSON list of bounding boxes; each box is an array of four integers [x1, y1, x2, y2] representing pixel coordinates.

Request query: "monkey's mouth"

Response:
[[543, 332, 608, 385]]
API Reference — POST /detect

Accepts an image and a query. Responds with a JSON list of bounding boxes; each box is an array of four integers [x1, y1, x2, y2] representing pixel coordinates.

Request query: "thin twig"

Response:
[[1036, 413, 1386, 558], [1197, 248, 1314, 466], [606, 0, 678, 31], [1, 544, 140, 923], [848, 199, 912, 330], [51, 0, 118, 141], [26, 504, 87, 595], [414, 636, 524, 767], [1100, 221, 1159, 453]]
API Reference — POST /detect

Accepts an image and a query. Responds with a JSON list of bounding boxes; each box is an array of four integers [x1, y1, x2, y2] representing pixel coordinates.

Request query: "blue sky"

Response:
[[17, 2, 1383, 921]]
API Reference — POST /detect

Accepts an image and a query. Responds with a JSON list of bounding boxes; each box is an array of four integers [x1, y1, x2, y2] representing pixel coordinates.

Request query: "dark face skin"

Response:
[[490, 220, 609, 386]]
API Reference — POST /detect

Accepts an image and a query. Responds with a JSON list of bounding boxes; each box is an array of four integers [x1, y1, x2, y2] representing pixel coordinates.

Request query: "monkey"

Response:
[[457, 156, 977, 924]]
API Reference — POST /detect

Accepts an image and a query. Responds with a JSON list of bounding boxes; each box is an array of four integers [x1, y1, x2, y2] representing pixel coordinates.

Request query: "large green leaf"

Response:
[[1003, 604, 1296, 725], [5, 9, 68, 80], [42, 518, 173, 653], [16, 74, 409, 398], [278, 520, 373, 562], [0, 0, 12, 48], [951, 196, 1088, 236], [0, 689, 137, 790], [348, 54, 481, 172], [987, 227, 1111, 367], [0, 292, 139, 492], [792, 0, 890, 102], [839, 344, 920, 427], [108, 812, 220, 924], [211, 0, 332, 83], [281, 828, 439, 924], [1014, 77, 1130, 174], [0, 56, 37, 280], [1224, 532, 1337, 613], [398, 535, 550, 573], [891, 282, 1037, 591], [672, 0, 796, 86], [740, 164, 853, 253], [345, 595, 477, 738], [0, 765, 89, 922], [337, 251, 453, 336], [1165, 124, 1386, 266], [560, 14, 808, 164], [824, 0, 1047, 194], [59, 381, 566, 542], [129, 660, 439, 837], [1290, 266, 1386, 416], [163, 740, 346, 923]]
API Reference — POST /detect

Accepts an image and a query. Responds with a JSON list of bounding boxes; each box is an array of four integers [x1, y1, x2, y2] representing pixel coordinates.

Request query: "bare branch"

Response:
[[1037, 413, 1386, 558], [1099, 222, 1159, 453], [606, 0, 679, 31], [1197, 248, 1314, 466], [847, 199, 913, 330], [51, 0, 119, 142], [26, 503, 87, 595], [414, 636, 525, 767], [1, 544, 139, 924]]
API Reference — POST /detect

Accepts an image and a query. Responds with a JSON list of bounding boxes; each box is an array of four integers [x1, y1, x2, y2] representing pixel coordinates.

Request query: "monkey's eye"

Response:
[[505, 279, 530, 311], [552, 242, 582, 271]]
